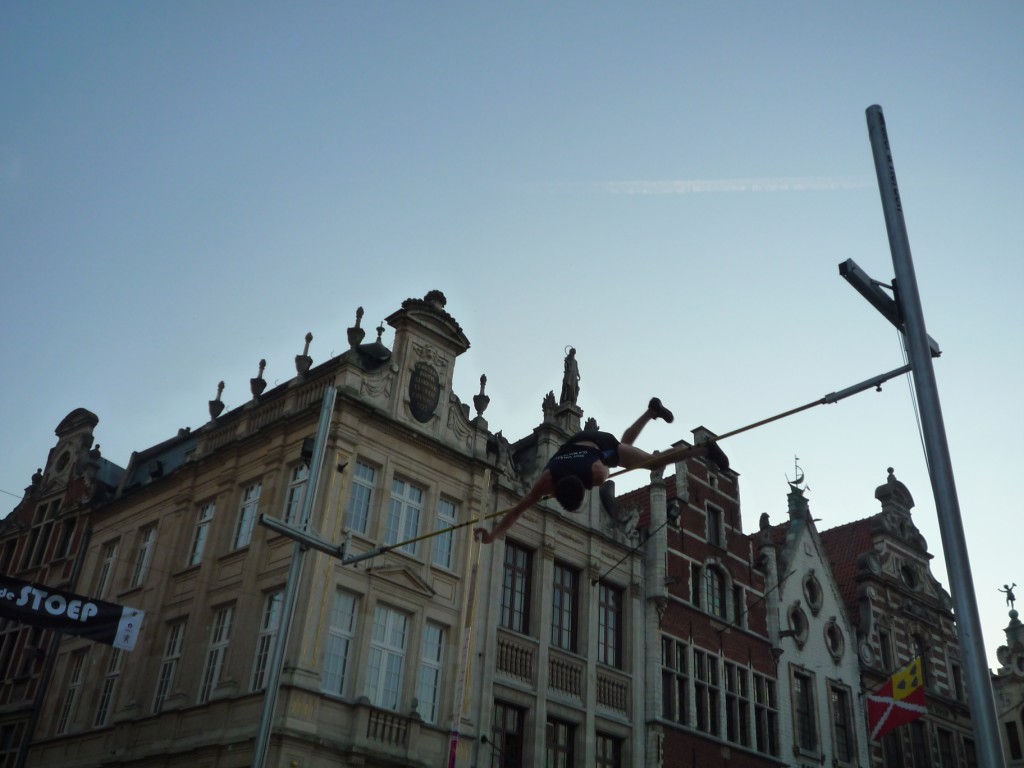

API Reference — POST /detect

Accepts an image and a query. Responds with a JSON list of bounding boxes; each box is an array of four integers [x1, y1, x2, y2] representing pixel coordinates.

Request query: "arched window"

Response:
[[706, 567, 727, 619]]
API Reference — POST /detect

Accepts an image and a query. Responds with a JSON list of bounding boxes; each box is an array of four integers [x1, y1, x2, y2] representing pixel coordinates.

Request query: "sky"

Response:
[[2, 3, 1021, 669]]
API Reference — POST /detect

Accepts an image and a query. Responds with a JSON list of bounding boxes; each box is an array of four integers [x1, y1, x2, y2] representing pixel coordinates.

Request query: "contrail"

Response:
[[534, 176, 870, 195]]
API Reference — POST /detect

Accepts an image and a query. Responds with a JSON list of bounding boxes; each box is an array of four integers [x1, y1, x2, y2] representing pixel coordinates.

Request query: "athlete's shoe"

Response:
[[648, 397, 675, 423]]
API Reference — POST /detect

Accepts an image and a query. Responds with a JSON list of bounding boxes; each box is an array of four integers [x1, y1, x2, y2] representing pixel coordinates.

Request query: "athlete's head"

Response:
[[554, 476, 586, 512]]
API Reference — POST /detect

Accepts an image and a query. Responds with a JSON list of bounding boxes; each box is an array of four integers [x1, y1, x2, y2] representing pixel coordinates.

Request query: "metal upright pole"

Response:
[[252, 385, 337, 768], [866, 105, 1003, 766]]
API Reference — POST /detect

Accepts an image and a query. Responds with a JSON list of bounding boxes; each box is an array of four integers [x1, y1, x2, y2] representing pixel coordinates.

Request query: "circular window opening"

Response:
[[825, 621, 845, 659], [803, 575, 823, 614], [788, 606, 809, 645]]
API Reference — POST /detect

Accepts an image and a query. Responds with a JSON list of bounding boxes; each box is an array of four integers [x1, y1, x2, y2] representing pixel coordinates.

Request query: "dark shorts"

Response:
[[544, 431, 620, 488]]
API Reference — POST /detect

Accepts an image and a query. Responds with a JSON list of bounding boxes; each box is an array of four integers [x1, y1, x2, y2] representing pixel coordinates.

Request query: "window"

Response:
[[500, 542, 532, 635], [551, 562, 579, 652], [95, 539, 119, 599], [198, 605, 234, 703], [694, 649, 720, 735], [56, 519, 76, 560], [910, 720, 929, 768], [825, 620, 845, 660], [879, 629, 894, 672], [94, 649, 123, 727], [661, 636, 689, 724], [913, 636, 929, 689], [129, 525, 157, 588], [431, 497, 458, 568], [793, 669, 818, 753], [706, 504, 723, 547], [596, 732, 622, 768], [282, 464, 309, 526], [189, 502, 215, 566], [416, 622, 445, 723], [251, 591, 283, 691], [385, 478, 424, 555], [1007, 722, 1023, 761], [964, 738, 978, 768], [937, 727, 956, 768], [57, 650, 87, 734], [732, 585, 745, 627], [153, 621, 186, 712], [598, 582, 623, 668], [546, 717, 575, 768], [788, 605, 809, 645], [706, 567, 726, 619], [492, 701, 526, 768], [346, 461, 376, 535], [754, 673, 779, 756], [883, 731, 906, 768], [803, 574, 823, 613], [233, 482, 262, 549], [950, 662, 964, 702], [690, 563, 703, 608], [725, 661, 751, 746], [0, 722, 22, 766], [322, 591, 358, 696], [830, 683, 855, 764], [366, 605, 408, 710]]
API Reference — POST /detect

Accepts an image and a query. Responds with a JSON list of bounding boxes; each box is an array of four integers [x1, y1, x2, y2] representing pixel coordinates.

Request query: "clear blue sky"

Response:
[[2, 2, 1021, 666]]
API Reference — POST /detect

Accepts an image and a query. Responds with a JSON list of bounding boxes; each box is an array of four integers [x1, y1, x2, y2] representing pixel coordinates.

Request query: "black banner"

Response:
[[0, 575, 144, 651]]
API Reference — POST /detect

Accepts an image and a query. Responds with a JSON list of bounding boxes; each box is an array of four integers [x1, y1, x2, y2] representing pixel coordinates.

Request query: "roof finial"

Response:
[[348, 307, 366, 349], [473, 374, 490, 417], [250, 359, 267, 400], [209, 381, 225, 420], [295, 332, 313, 376]]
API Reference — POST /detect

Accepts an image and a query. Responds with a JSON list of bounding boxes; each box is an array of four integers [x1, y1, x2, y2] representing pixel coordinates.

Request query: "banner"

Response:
[[0, 575, 144, 651], [867, 656, 927, 740]]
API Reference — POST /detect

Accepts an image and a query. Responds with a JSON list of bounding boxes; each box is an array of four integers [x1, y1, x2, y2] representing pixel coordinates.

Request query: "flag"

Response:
[[867, 657, 927, 740]]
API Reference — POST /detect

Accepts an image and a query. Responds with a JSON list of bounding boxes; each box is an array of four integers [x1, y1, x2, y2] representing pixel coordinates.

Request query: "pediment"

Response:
[[368, 565, 436, 598]]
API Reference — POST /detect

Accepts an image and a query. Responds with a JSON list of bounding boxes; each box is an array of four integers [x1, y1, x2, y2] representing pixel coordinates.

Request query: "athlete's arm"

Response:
[[474, 472, 553, 544]]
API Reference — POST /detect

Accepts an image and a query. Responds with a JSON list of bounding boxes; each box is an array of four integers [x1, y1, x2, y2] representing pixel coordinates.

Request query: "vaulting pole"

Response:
[[865, 105, 1002, 766]]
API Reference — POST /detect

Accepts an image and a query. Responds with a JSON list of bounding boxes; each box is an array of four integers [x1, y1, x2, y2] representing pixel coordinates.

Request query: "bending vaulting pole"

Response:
[[866, 105, 1003, 766]]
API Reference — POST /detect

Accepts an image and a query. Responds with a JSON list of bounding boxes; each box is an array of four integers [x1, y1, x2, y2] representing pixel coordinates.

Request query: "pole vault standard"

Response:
[[261, 363, 912, 566], [847, 105, 1003, 766]]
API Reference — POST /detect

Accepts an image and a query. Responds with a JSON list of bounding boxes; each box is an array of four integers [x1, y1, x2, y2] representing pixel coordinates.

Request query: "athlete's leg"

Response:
[[620, 397, 674, 445]]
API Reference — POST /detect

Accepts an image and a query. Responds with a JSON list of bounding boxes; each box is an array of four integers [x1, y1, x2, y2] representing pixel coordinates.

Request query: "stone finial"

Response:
[[209, 381, 225, 420], [348, 306, 366, 350], [295, 332, 313, 376], [250, 359, 267, 400], [584, 417, 599, 431], [542, 391, 556, 420], [375, 323, 385, 343], [473, 374, 490, 417]]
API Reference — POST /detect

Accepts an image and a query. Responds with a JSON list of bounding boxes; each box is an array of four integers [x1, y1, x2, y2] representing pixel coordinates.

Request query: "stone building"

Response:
[[8, 291, 659, 767], [820, 468, 976, 768], [756, 478, 870, 767], [0, 408, 124, 768], [993, 601, 1024, 766], [616, 434, 785, 768]]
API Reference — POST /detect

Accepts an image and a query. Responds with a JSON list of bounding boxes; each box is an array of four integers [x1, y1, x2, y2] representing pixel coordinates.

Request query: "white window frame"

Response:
[[93, 649, 123, 727], [153, 620, 186, 712], [346, 461, 376, 535], [416, 621, 446, 723], [130, 525, 157, 588], [431, 497, 458, 568], [322, 590, 358, 697], [198, 606, 234, 703], [233, 482, 262, 549], [95, 539, 119, 599], [56, 650, 87, 734], [250, 591, 283, 691], [282, 464, 309, 527], [385, 478, 423, 555], [189, 501, 215, 566], [366, 604, 408, 710]]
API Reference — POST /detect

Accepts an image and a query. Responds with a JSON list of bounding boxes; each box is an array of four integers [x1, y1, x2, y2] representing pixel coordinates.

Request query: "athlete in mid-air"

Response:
[[475, 398, 728, 543]]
